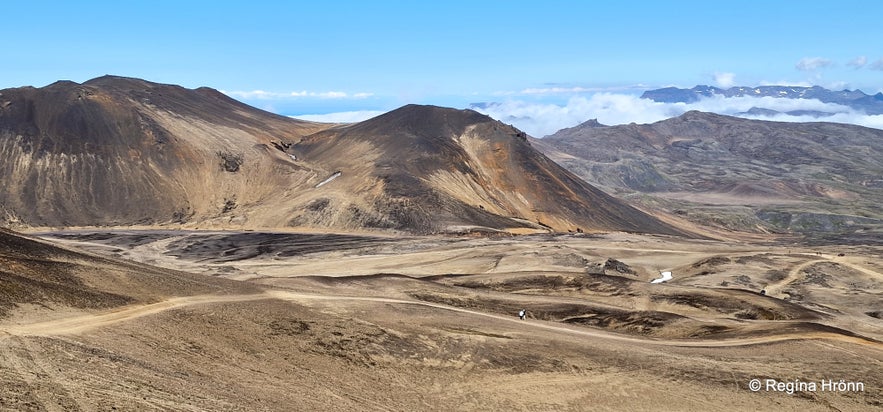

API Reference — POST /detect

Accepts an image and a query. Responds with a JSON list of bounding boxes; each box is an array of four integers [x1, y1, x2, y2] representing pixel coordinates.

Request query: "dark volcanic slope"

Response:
[[295, 105, 685, 235], [0, 76, 683, 235], [539, 111, 883, 235], [0, 76, 330, 227], [0, 228, 255, 318]]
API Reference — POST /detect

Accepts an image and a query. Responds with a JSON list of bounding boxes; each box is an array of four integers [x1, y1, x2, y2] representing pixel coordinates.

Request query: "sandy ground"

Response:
[[1, 229, 880, 411]]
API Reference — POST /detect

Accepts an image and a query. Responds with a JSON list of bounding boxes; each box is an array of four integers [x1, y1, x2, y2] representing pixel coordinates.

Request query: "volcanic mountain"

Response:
[[0, 76, 682, 235], [0, 75, 329, 227], [539, 111, 883, 238]]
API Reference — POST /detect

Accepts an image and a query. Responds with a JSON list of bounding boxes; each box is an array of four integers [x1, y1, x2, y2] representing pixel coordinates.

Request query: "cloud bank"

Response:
[[472, 94, 883, 137], [795, 57, 834, 71], [848, 56, 868, 69], [713, 72, 736, 87], [290, 110, 385, 123], [221, 90, 373, 100]]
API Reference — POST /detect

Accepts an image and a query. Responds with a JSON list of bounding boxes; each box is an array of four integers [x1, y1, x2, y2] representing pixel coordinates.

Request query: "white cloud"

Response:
[[317, 91, 347, 98], [870, 58, 883, 71], [759, 80, 814, 87], [221, 89, 279, 99], [519, 86, 604, 95], [713, 72, 736, 88], [795, 57, 834, 71], [222, 90, 373, 100], [494, 84, 650, 96], [474, 94, 683, 137], [847, 56, 867, 69], [290, 110, 385, 123], [474, 93, 883, 137]]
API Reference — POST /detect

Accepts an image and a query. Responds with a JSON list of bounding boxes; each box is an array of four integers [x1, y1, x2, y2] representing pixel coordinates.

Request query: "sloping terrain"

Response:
[[0, 76, 330, 228], [294, 105, 685, 234], [0, 77, 685, 235], [0, 228, 256, 320], [4, 228, 878, 411], [538, 111, 883, 239]]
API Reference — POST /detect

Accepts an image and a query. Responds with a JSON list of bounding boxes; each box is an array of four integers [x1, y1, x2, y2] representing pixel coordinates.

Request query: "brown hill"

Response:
[[294, 104, 685, 234], [0, 76, 683, 235], [539, 111, 883, 239], [0, 75, 329, 227]]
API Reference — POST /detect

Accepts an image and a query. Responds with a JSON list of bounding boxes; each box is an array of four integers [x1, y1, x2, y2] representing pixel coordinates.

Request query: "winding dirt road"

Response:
[[765, 252, 883, 297], [4, 289, 881, 353]]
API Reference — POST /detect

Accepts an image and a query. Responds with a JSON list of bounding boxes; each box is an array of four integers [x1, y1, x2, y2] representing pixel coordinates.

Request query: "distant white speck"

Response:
[[651, 271, 673, 284]]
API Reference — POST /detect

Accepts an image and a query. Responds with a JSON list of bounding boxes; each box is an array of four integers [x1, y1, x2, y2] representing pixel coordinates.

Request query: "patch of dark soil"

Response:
[[801, 231, 883, 246], [42, 231, 172, 248], [765, 270, 787, 282], [800, 272, 833, 288], [439, 326, 511, 339], [651, 291, 820, 320], [408, 292, 515, 314], [3, 230, 262, 313], [221, 198, 236, 214], [734, 310, 761, 320], [164, 232, 393, 262], [735, 254, 776, 265], [298, 273, 418, 286], [268, 319, 311, 336], [692, 256, 731, 268], [0, 229, 58, 259], [217, 151, 243, 172], [306, 324, 395, 367], [551, 253, 589, 267], [603, 258, 636, 275], [563, 310, 684, 334], [306, 198, 330, 212], [687, 325, 733, 338], [171, 207, 194, 223], [734, 275, 754, 286], [452, 273, 633, 296], [421, 273, 470, 282], [867, 311, 882, 319], [0, 264, 133, 318], [796, 262, 837, 287], [782, 288, 805, 301]]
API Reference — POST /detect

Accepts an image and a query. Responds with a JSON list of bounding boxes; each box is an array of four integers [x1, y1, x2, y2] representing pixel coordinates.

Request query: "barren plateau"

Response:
[[0, 228, 878, 411]]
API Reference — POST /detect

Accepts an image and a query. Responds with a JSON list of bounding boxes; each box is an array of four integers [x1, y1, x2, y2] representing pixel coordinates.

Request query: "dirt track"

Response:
[[2, 229, 879, 411], [6, 289, 881, 353]]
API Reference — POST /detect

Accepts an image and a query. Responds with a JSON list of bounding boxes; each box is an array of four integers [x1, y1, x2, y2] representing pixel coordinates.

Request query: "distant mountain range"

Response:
[[535, 111, 883, 240], [642, 85, 883, 115]]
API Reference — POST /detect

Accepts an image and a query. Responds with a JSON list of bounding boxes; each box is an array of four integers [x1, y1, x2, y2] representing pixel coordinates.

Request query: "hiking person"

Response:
[[518, 309, 526, 320]]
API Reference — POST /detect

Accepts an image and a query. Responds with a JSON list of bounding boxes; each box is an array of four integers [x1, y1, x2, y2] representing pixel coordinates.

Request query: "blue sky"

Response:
[[4, 1, 883, 134]]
